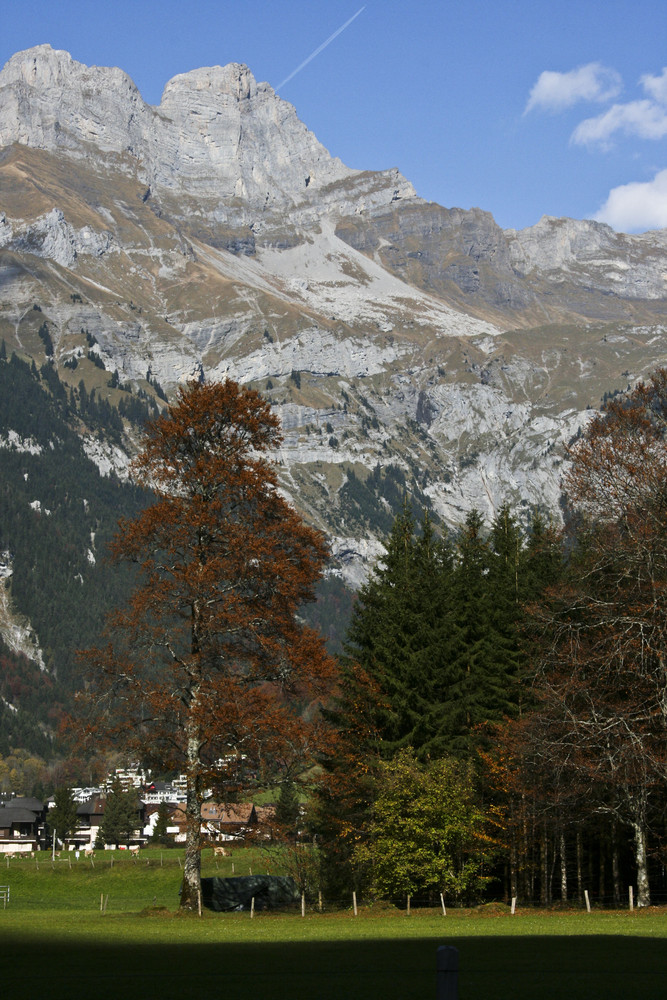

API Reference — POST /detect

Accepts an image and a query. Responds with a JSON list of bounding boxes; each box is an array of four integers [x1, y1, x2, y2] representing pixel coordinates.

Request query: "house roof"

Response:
[[144, 802, 178, 817], [0, 806, 39, 824], [200, 802, 257, 825], [77, 797, 106, 817], [255, 805, 276, 824], [3, 797, 43, 813]]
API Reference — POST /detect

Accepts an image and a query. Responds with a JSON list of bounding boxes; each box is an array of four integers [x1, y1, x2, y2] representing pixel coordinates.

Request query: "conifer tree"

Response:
[[447, 509, 506, 749], [47, 786, 79, 844], [275, 779, 301, 840], [151, 801, 172, 845], [99, 779, 140, 847], [340, 504, 456, 759]]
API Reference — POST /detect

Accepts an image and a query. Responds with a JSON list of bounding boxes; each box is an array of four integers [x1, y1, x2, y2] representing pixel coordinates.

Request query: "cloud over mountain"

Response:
[[594, 168, 667, 231]]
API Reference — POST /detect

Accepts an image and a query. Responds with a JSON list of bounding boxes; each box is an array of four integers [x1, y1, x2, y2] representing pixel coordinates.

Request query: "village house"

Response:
[[165, 801, 271, 843], [72, 795, 106, 849], [141, 779, 186, 805], [0, 796, 46, 853]]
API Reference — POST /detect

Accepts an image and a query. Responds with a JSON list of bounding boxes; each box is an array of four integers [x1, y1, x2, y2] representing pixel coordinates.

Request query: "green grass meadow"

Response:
[[1, 848, 666, 1000]]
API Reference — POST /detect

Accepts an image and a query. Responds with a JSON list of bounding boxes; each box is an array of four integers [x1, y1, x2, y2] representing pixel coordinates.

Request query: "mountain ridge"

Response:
[[1, 44, 667, 594]]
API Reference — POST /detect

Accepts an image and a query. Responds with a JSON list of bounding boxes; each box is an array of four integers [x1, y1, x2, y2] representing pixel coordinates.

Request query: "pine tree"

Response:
[[275, 780, 301, 840], [151, 801, 172, 845], [47, 786, 79, 843], [447, 509, 503, 749], [339, 504, 457, 758], [99, 779, 140, 848]]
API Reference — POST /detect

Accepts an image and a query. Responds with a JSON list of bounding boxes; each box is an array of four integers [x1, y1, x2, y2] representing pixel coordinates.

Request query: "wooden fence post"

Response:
[[584, 889, 591, 913], [353, 891, 358, 916], [250, 896, 255, 919], [407, 894, 411, 916], [511, 897, 516, 914], [629, 886, 634, 911], [436, 945, 459, 1000]]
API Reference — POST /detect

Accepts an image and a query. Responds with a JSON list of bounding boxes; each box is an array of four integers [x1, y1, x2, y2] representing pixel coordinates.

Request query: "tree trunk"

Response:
[[612, 821, 621, 907], [521, 796, 532, 900], [559, 827, 567, 901], [576, 829, 583, 903], [539, 822, 548, 906], [632, 821, 651, 908], [180, 734, 202, 910], [510, 837, 518, 902]]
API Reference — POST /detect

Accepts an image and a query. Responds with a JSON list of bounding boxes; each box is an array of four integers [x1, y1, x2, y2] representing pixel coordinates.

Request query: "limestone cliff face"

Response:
[[335, 205, 667, 326], [1, 46, 667, 589], [0, 46, 150, 159], [507, 216, 667, 300], [0, 45, 415, 230]]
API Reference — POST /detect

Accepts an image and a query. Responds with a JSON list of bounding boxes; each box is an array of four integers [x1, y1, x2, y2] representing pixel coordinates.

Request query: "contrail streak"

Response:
[[276, 6, 366, 91]]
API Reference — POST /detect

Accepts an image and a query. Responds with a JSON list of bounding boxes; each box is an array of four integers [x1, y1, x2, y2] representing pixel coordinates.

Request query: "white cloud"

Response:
[[571, 66, 667, 148], [572, 100, 667, 148], [593, 168, 667, 232], [640, 67, 667, 105], [525, 63, 621, 114]]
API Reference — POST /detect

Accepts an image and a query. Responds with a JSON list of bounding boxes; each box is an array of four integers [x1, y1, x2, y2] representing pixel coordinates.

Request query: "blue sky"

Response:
[[2, 0, 667, 232]]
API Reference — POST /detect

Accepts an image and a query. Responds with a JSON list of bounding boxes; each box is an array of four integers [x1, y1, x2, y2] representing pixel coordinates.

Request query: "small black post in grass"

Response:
[[436, 945, 459, 1000]]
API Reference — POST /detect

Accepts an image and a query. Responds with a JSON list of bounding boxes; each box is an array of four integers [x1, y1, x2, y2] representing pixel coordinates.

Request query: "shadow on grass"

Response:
[[0, 930, 664, 1000]]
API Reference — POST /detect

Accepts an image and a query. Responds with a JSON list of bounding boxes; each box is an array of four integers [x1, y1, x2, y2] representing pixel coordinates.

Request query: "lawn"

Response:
[[1, 849, 665, 1000]]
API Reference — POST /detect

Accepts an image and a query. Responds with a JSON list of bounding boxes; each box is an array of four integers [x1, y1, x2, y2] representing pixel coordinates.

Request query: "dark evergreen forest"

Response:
[[0, 349, 150, 752], [314, 372, 667, 908]]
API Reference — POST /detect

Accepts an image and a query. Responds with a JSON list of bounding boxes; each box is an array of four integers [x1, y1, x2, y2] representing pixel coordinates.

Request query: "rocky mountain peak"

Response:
[[1, 44, 667, 594], [0, 46, 416, 229], [160, 61, 259, 103]]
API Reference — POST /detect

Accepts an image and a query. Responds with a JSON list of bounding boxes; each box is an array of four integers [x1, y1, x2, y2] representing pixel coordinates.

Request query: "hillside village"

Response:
[[0, 765, 275, 854]]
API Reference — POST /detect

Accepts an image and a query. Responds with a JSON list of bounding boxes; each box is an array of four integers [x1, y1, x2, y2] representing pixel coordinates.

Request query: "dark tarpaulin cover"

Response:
[[200, 875, 300, 912]]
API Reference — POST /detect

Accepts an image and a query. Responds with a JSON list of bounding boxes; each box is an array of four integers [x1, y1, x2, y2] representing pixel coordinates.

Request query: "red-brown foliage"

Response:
[[78, 379, 337, 908]]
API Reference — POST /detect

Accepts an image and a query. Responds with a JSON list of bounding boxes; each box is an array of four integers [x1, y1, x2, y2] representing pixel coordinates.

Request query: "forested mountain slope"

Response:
[[0, 350, 150, 750]]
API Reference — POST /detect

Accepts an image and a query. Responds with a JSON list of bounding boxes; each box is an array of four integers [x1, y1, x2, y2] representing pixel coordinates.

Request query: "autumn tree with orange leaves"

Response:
[[80, 380, 337, 909]]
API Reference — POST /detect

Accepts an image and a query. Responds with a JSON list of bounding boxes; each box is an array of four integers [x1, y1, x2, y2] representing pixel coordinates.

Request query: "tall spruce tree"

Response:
[[47, 786, 79, 844], [275, 779, 301, 840], [338, 504, 456, 759], [99, 779, 141, 848], [446, 509, 505, 750], [485, 504, 528, 717]]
